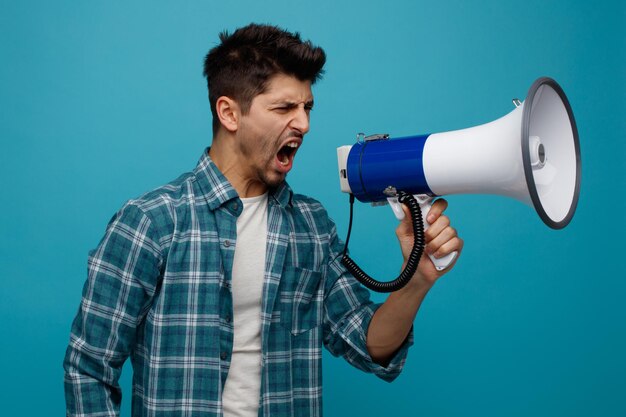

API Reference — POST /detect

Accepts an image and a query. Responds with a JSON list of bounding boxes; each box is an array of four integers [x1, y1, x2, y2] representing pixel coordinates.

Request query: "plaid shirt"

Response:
[[64, 149, 412, 417]]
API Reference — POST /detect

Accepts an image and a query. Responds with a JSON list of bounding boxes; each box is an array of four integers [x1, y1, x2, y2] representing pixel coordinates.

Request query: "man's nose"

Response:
[[291, 106, 310, 134]]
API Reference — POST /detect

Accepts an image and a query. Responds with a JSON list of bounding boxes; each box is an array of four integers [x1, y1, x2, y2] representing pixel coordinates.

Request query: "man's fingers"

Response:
[[426, 224, 457, 254], [426, 198, 448, 224], [430, 236, 464, 259], [424, 215, 450, 242]]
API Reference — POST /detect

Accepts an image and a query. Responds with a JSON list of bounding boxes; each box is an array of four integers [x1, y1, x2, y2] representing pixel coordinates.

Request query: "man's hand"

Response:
[[395, 198, 463, 289], [366, 199, 463, 365]]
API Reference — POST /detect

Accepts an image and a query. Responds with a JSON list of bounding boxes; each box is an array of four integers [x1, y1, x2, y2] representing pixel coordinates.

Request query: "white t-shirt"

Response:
[[222, 193, 268, 417]]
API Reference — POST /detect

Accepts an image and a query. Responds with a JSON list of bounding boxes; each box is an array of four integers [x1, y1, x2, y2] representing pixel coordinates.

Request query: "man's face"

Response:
[[235, 73, 314, 189]]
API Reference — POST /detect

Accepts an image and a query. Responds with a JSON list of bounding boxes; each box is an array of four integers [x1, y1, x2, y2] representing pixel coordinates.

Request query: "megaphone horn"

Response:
[[337, 77, 581, 291]]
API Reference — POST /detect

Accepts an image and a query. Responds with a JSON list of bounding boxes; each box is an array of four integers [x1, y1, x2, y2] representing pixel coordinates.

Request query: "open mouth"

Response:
[[276, 141, 300, 167]]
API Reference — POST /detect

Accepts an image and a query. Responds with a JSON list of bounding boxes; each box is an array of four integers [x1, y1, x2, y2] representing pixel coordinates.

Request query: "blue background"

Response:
[[1, 1, 625, 416]]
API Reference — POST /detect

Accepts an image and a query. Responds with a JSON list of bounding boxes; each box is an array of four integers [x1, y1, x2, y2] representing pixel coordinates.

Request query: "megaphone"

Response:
[[337, 77, 581, 291]]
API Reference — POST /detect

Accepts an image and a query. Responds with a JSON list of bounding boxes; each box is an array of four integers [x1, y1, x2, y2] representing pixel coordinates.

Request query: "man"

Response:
[[64, 24, 463, 417]]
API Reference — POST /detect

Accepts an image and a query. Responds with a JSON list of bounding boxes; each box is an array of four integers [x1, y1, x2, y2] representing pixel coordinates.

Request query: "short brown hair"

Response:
[[203, 23, 326, 134]]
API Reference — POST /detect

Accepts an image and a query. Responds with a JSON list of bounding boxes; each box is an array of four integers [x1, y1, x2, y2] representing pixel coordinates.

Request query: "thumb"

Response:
[[396, 203, 413, 237]]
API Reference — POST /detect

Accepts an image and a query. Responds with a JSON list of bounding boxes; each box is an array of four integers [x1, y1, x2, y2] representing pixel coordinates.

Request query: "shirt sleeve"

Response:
[[321, 216, 414, 382], [63, 202, 163, 416]]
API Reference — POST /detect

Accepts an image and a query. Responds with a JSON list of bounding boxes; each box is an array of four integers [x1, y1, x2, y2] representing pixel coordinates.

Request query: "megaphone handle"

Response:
[[387, 195, 458, 271]]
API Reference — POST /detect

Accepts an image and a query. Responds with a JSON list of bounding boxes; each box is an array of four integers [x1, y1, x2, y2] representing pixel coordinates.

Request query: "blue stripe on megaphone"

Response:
[[346, 134, 434, 202]]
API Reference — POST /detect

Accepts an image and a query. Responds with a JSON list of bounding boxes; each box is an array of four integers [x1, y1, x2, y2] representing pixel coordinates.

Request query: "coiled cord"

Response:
[[341, 191, 426, 293]]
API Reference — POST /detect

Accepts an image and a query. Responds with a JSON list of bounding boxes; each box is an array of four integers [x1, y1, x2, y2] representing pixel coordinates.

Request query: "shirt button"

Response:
[[225, 314, 232, 323], [223, 239, 231, 247], [232, 202, 239, 211], [220, 351, 228, 360]]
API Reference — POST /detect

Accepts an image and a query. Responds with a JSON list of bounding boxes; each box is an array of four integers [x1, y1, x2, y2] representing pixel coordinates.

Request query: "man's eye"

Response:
[[273, 104, 313, 113]]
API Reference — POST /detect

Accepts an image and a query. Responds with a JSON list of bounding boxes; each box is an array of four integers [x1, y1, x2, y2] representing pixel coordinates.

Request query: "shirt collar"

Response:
[[270, 179, 293, 208], [194, 148, 293, 211]]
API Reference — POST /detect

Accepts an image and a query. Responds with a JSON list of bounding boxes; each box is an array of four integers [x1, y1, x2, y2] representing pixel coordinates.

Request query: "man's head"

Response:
[[203, 23, 326, 135]]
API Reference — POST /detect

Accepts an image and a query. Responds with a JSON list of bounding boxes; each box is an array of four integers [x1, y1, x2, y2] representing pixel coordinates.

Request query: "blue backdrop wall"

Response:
[[1, 1, 625, 416]]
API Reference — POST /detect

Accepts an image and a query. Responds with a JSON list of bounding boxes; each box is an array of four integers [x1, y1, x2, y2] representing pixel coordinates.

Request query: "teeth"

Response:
[[277, 141, 299, 167]]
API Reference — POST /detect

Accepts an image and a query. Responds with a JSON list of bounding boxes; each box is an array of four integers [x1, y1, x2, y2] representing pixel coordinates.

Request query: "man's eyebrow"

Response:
[[270, 99, 314, 108]]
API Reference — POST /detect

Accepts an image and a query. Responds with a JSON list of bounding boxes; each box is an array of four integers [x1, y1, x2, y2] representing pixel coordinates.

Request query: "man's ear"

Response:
[[215, 96, 240, 132]]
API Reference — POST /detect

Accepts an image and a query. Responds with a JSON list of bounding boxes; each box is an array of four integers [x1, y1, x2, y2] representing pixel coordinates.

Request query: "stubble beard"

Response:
[[258, 160, 286, 190], [242, 129, 290, 191], [240, 136, 286, 191]]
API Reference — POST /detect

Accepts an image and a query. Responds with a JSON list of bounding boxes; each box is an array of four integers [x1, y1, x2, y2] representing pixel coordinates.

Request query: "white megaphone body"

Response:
[[337, 77, 581, 276]]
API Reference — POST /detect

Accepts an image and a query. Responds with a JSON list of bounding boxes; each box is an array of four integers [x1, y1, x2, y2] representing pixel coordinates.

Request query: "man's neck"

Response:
[[208, 138, 268, 198]]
